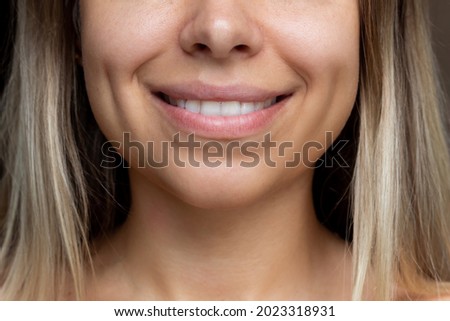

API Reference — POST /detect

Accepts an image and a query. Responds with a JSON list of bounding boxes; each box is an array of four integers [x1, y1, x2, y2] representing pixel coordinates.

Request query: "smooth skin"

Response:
[[79, 0, 360, 300]]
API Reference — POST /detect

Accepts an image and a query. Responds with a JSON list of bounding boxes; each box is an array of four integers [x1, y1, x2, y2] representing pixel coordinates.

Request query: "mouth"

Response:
[[150, 83, 293, 139], [156, 92, 290, 117]]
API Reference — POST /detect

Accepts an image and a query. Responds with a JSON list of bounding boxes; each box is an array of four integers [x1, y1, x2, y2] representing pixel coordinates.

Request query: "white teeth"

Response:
[[169, 96, 277, 116], [255, 102, 264, 111], [221, 101, 241, 116], [264, 98, 276, 108], [241, 102, 256, 115], [177, 99, 186, 109], [185, 100, 200, 113], [201, 101, 221, 116]]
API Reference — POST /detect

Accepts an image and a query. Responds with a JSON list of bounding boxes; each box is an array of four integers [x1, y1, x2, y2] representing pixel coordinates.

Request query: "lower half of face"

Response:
[[80, 0, 360, 209]]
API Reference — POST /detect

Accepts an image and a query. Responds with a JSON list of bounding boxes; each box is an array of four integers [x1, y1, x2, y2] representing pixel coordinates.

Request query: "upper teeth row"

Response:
[[167, 96, 277, 116]]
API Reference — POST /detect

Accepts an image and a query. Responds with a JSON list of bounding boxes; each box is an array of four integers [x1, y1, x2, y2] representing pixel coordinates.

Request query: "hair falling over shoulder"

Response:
[[354, 0, 450, 299], [1, 0, 449, 300]]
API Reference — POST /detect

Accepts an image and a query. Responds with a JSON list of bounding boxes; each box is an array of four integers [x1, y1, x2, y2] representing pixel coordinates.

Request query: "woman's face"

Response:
[[80, 0, 360, 209]]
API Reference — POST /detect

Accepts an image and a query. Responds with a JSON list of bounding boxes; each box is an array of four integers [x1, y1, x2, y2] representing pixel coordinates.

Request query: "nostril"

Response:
[[235, 44, 248, 51], [193, 43, 249, 55], [194, 43, 209, 51]]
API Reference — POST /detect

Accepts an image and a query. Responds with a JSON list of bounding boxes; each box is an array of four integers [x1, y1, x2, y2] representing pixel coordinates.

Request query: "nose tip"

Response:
[[179, 4, 263, 60]]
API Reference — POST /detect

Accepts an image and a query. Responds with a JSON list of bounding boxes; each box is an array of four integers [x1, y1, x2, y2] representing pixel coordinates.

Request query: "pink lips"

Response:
[[150, 83, 291, 140]]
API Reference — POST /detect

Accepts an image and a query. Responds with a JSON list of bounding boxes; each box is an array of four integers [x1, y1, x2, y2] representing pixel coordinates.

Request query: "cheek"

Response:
[[285, 11, 359, 116], [79, 2, 177, 139], [80, 2, 174, 70], [277, 10, 360, 89], [267, 8, 359, 162]]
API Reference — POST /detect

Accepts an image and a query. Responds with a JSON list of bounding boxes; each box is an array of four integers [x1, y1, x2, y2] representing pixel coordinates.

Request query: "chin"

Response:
[[177, 190, 258, 210], [146, 165, 278, 210]]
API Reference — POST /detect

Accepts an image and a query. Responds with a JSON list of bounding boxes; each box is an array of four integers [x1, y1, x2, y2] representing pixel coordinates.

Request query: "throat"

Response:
[[88, 169, 351, 300]]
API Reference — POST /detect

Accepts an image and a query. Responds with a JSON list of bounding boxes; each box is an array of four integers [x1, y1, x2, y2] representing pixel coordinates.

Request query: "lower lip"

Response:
[[153, 96, 289, 140]]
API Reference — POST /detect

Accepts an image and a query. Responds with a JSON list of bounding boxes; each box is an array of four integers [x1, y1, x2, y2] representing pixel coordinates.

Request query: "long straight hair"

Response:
[[1, 0, 449, 300]]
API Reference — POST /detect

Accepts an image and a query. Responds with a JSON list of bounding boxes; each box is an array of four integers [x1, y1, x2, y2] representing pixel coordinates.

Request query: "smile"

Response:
[[159, 93, 286, 117], [150, 83, 292, 139]]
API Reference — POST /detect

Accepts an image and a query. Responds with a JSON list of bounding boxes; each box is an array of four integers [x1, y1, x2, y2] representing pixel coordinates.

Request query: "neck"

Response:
[[92, 169, 351, 300]]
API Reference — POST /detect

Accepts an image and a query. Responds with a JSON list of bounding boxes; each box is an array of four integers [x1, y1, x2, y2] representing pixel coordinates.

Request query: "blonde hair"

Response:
[[1, 0, 449, 300]]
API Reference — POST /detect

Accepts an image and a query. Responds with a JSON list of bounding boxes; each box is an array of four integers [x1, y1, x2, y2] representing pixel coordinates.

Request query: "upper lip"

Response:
[[151, 82, 290, 102]]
